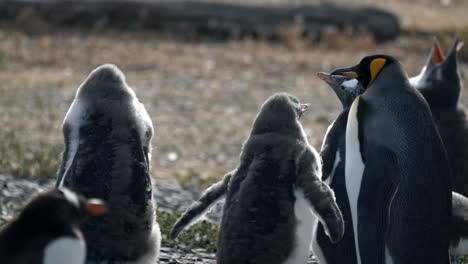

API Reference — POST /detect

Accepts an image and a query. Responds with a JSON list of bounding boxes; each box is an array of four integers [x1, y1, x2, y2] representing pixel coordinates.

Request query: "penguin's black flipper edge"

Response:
[[357, 145, 400, 263], [169, 171, 234, 239], [296, 148, 345, 243]]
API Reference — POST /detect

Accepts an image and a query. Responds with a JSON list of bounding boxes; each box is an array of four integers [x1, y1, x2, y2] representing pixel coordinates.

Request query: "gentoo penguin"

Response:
[[410, 38, 468, 197], [171, 93, 345, 264], [56, 64, 160, 263], [0, 187, 106, 264], [450, 192, 468, 256], [310, 73, 365, 264], [332, 55, 451, 264]]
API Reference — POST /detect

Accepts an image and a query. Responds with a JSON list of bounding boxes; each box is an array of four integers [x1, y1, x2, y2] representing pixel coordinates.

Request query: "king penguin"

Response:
[[0, 187, 106, 264], [310, 73, 365, 264], [332, 55, 451, 264], [319, 65, 468, 260], [410, 38, 468, 197], [56, 64, 160, 263], [170, 93, 345, 264]]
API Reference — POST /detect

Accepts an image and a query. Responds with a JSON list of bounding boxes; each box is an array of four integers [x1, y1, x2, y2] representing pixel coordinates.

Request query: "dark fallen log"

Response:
[[0, 0, 401, 42]]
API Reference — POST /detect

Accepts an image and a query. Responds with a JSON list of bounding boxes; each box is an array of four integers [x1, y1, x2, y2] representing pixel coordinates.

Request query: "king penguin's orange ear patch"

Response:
[[432, 41, 445, 64], [370, 58, 386, 83]]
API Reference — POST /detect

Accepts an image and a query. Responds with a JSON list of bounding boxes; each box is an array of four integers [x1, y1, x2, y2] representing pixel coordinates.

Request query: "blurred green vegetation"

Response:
[[0, 131, 61, 179], [158, 209, 218, 252], [453, 255, 468, 264]]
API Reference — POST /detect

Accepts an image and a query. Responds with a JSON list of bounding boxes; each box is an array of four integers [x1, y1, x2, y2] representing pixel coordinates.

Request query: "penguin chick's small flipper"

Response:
[[296, 148, 345, 243], [169, 171, 233, 239]]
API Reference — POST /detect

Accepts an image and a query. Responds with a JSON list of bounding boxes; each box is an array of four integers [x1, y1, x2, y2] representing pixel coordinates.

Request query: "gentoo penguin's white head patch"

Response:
[[60, 188, 80, 208]]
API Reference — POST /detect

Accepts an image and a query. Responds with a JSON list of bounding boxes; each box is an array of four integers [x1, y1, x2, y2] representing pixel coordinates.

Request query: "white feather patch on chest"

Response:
[[59, 99, 85, 187], [320, 120, 336, 155], [283, 189, 314, 264], [385, 245, 394, 264], [43, 237, 86, 264], [345, 97, 364, 264], [311, 217, 327, 264], [450, 239, 468, 256], [325, 150, 341, 186], [134, 100, 153, 147]]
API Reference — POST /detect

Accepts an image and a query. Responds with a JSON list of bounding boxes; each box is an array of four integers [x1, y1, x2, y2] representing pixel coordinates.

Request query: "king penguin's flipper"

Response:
[[358, 145, 400, 263], [296, 148, 344, 243], [169, 171, 233, 239]]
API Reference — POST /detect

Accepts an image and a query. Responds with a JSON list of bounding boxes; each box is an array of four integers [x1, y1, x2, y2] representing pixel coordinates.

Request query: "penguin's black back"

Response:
[[428, 103, 468, 197], [359, 62, 451, 263], [217, 133, 304, 264], [414, 44, 468, 196]]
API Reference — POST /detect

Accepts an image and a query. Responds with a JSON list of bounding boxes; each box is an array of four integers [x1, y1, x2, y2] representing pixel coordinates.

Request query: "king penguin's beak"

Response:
[[317, 72, 333, 84], [84, 199, 108, 216]]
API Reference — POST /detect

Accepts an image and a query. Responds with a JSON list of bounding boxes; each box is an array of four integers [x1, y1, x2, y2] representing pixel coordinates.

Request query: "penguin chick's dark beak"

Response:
[[84, 199, 107, 216]]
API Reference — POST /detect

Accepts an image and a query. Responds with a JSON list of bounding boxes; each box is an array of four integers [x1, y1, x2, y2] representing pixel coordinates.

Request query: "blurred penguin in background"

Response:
[[0, 187, 106, 264], [411, 38, 468, 197]]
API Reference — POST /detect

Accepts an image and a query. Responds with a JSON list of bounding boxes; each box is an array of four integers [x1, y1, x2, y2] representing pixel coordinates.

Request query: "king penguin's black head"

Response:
[[331, 55, 398, 89], [19, 188, 107, 226], [251, 93, 310, 136]]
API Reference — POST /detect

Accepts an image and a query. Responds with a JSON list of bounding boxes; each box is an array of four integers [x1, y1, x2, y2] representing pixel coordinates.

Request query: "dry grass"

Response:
[[0, 27, 467, 188]]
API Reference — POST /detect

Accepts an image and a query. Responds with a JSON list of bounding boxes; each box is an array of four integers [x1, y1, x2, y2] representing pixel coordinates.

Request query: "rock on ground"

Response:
[[0, 174, 318, 263]]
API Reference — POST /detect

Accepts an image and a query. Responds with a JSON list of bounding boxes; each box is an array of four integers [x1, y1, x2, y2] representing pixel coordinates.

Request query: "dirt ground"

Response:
[[1, 0, 468, 188]]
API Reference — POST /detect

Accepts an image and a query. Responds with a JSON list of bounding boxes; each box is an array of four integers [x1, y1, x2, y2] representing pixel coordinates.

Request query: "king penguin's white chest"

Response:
[[43, 237, 86, 264], [282, 189, 314, 264], [345, 97, 365, 264]]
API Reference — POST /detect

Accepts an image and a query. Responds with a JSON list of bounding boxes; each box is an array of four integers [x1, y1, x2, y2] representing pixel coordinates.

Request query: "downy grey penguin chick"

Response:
[[56, 64, 160, 263], [411, 38, 468, 197], [171, 92, 344, 264], [0, 187, 106, 264]]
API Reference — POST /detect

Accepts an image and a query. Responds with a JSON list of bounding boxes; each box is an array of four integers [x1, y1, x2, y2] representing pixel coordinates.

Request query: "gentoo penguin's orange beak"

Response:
[[432, 40, 445, 65], [84, 199, 107, 215]]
